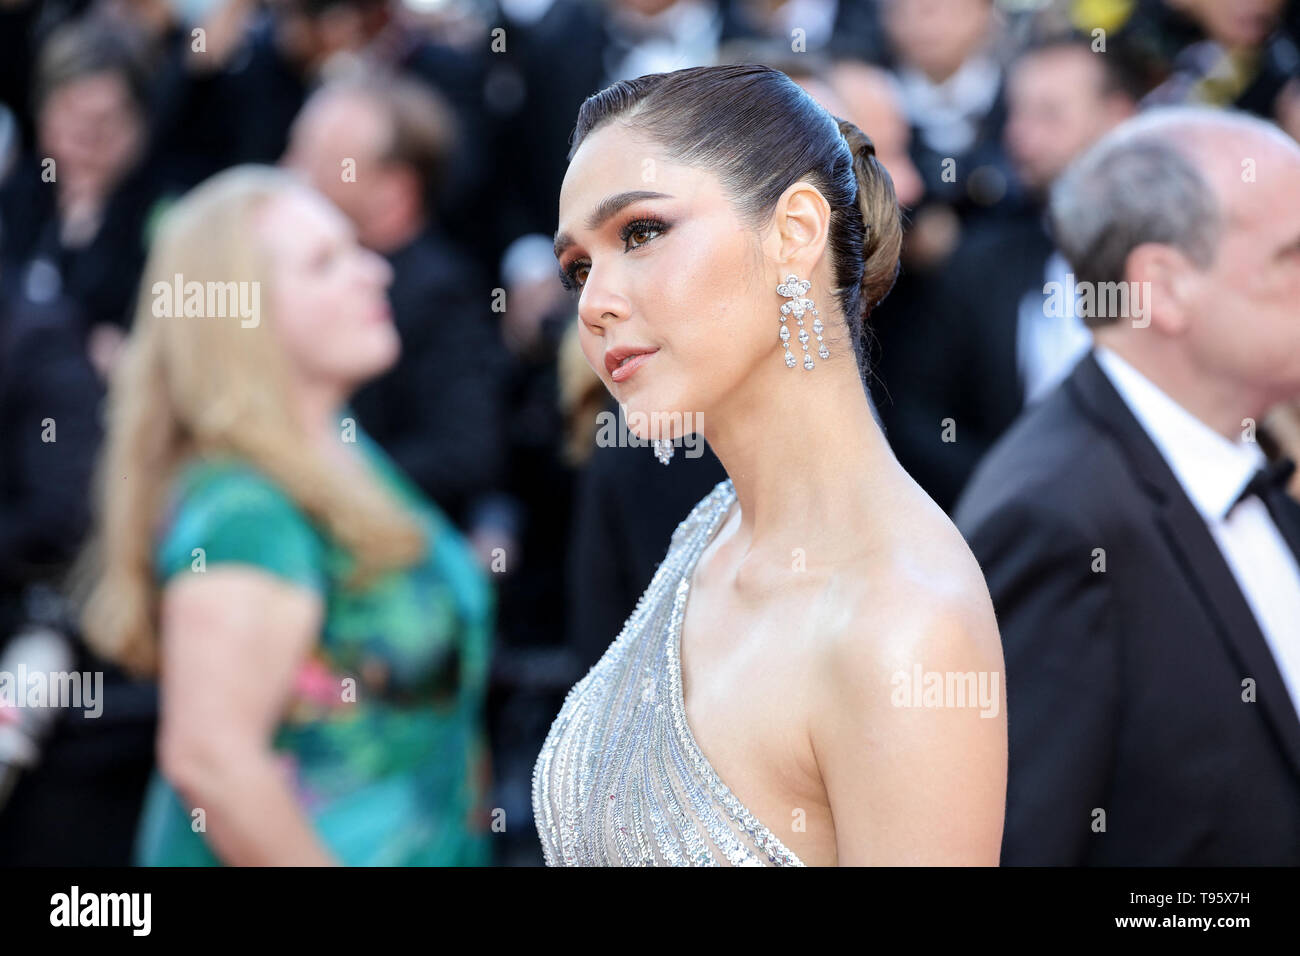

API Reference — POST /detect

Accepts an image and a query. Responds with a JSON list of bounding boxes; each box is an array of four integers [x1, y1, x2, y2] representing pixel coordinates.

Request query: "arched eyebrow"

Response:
[[553, 190, 673, 260]]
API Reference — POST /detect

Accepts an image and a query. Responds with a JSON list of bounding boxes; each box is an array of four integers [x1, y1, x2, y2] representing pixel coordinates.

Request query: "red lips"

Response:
[[605, 345, 659, 381]]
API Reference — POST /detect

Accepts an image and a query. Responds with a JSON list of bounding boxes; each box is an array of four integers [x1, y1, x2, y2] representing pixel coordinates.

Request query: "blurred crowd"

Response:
[[1, 0, 1298, 865]]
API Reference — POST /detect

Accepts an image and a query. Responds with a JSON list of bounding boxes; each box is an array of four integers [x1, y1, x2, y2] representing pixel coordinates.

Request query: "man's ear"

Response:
[[386, 165, 425, 214], [1124, 242, 1194, 335]]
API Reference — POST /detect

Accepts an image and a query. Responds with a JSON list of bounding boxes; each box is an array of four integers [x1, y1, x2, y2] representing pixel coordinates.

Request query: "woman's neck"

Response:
[[702, 343, 893, 563], [292, 379, 354, 455]]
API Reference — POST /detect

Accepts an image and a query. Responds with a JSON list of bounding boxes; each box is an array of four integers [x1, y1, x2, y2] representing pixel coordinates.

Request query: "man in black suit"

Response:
[[955, 106, 1300, 864]]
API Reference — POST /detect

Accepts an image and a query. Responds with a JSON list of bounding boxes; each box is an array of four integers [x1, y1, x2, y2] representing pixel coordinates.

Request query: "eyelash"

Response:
[[558, 217, 668, 293]]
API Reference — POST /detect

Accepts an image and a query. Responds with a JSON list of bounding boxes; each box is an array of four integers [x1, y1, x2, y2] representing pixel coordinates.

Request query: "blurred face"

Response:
[[1174, 0, 1283, 49], [284, 91, 387, 228], [267, 0, 361, 71], [38, 71, 144, 201], [1180, 133, 1300, 401], [1005, 47, 1134, 194], [555, 124, 784, 436], [884, 0, 993, 83], [830, 62, 924, 208], [254, 185, 398, 393], [268, 0, 317, 66]]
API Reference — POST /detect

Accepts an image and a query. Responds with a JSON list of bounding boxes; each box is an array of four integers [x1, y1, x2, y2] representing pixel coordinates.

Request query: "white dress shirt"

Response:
[[896, 55, 1002, 157], [1095, 346, 1300, 721], [1017, 251, 1094, 405], [605, 0, 723, 82]]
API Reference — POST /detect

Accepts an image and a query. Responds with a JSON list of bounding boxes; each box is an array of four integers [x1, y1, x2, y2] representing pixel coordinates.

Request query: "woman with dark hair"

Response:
[[532, 64, 1007, 866]]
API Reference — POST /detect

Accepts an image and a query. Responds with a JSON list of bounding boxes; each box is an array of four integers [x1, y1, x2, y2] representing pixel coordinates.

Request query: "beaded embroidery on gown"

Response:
[[531, 478, 806, 866]]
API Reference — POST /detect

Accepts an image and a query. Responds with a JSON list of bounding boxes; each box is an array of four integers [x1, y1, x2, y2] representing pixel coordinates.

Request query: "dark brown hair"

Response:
[[567, 64, 902, 375], [33, 16, 150, 118]]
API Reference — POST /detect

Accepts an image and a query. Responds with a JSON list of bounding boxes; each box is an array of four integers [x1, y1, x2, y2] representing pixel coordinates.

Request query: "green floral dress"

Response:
[[133, 423, 495, 866]]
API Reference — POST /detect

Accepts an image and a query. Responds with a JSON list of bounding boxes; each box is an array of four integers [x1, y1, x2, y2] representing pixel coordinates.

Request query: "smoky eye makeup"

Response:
[[558, 214, 672, 293]]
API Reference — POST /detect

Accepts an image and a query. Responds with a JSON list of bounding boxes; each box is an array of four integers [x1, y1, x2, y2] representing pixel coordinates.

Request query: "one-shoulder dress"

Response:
[[532, 478, 806, 866]]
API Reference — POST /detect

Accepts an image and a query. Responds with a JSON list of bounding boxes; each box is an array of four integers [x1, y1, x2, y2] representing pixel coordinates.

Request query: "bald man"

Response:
[[282, 78, 511, 541], [829, 60, 924, 209], [955, 107, 1300, 864]]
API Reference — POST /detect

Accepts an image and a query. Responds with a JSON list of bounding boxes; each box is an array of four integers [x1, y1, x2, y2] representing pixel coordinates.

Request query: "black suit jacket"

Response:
[[0, 297, 103, 607], [347, 226, 509, 532], [954, 351, 1300, 864]]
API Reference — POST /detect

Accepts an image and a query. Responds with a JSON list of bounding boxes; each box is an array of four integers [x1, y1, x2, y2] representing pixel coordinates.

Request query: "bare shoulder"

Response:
[[826, 483, 1001, 676], [805, 484, 1007, 864], [158, 566, 325, 682]]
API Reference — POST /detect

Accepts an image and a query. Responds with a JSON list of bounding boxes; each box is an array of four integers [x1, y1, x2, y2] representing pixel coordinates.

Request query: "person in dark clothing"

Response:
[[0, 16, 164, 866], [283, 75, 510, 537], [482, 0, 615, 249], [0, 16, 164, 338], [0, 295, 102, 638], [152, 0, 502, 275], [955, 108, 1300, 864], [875, 37, 1139, 512], [1136, 0, 1300, 121], [350, 230, 509, 532], [0, 279, 158, 869], [881, 0, 1017, 229]]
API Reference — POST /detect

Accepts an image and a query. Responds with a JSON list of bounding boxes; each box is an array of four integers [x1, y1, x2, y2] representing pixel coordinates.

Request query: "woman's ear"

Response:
[[764, 180, 831, 274]]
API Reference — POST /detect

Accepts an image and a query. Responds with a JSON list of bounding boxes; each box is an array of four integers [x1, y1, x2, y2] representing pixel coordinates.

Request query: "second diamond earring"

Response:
[[776, 274, 828, 370]]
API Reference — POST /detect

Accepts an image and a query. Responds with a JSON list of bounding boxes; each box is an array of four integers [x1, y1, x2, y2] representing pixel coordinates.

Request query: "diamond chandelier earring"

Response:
[[776, 274, 828, 370], [652, 438, 674, 465]]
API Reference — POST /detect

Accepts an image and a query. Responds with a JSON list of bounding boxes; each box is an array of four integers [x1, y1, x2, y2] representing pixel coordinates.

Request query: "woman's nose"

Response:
[[577, 268, 629, 333]]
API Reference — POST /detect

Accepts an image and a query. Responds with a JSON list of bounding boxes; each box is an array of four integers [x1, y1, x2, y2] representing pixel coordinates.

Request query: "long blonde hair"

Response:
[[556, 316, 607, 467], [73, 165, 425, 677]]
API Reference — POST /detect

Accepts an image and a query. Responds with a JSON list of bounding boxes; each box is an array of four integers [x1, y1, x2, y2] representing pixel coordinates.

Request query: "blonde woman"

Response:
[[75, 165, 494, 866]]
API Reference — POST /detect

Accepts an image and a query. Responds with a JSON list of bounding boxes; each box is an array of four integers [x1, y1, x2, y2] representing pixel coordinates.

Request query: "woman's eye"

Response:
[[626, 225, 657, 248], [622, 218, 666, 251], [557, 260, 588, 291], [560, 218, 667, 292]]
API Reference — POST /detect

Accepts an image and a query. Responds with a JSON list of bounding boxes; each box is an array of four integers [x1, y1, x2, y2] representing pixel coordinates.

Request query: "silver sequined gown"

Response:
[[531, 478, 807, 866]]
